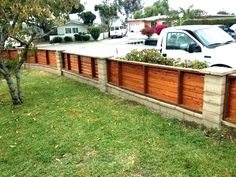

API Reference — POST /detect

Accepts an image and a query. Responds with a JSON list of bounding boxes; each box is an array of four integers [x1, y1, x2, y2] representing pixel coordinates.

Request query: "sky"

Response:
[[145, 0, 236, 15], [81, 0, 236, 15]]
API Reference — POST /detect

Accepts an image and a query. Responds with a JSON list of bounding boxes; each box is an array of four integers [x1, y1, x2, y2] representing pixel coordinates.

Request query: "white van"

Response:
[[110, 26, 126, 38]]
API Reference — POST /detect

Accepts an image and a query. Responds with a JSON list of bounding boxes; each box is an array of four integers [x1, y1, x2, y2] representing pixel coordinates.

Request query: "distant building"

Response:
[[127, 15, 167, 32], [57, 20, 87, 36]]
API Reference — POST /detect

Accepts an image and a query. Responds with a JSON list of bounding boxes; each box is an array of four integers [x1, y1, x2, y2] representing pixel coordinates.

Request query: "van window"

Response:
[[110, 27, 114, 31], [120, 26, 123, 29], [115, 27, 119, 30]]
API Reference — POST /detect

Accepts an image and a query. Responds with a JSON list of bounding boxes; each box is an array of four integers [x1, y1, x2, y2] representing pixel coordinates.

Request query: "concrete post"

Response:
[[202, 67, 235, 128], [55, 51, 63, 76], [97, 58, 108, 92]]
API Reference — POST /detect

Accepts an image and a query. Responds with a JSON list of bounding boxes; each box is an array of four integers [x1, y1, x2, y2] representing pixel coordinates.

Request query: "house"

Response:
[[49, 20, 88, 41], [57, 20, 88, 36], [127, 15, 167, 32]]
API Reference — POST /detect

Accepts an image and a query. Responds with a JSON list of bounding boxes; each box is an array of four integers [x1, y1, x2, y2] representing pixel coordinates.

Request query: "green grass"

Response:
[[0, 71, 236, 177]]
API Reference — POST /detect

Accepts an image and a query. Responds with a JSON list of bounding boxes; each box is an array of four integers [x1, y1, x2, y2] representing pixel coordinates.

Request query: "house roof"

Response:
[[128, 15, 168, 22], [64, 20, 84, 26]]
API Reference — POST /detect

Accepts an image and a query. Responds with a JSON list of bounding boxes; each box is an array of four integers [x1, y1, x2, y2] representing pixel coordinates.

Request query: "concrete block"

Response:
[[184, 113, 202, 124], [202, 120, 221, 129], [203, 91, 225, 105], [204, 82, 225, 94], [203, 110, 222, 124], [204, 75, 226, 85]]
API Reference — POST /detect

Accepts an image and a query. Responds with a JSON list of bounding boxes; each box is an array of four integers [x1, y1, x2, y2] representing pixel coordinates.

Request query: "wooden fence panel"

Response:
[[108, 60, 119, 85], [147, 67, 178, 104], [0, 50, 18, 60], [182, 73, 204, 112], [48, 51, 57, 67], [37, 50, 47, 65], [95, 61, 98, 79], [27, 52, 36, 64], [224, 76, 236, 123], [62, 53, 69, 70], [121, 63, 144, 93], [80, 56, 92, 77], [9, 50, 18, 59], [70, 54, 79, 73]]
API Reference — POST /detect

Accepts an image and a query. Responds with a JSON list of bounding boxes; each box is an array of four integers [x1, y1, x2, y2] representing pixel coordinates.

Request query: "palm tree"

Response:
[[180, 5, 206, 21]]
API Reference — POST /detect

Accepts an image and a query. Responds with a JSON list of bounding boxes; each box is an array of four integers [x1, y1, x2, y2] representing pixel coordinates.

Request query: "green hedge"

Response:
[[64, 36, 73, 42], [182, 18, 236, 26], [123, 49, 208, 69], [50, 37, 63, 43]]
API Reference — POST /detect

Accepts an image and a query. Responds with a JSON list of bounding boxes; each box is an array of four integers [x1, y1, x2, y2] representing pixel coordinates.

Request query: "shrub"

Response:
[[64, 36, 73, 42], [82, 35, 90, 41], [141, 27, 155, 38], [50, 37, 62, 43], [123, 49, 209, 69], [74, 34, 82, 41], [183, 18, 236, 26], [90, 27, 101, 40]]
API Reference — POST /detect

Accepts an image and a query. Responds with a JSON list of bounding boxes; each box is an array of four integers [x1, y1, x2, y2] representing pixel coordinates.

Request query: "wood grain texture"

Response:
[[225, 78, 236, 123], [182, 73, 204, 112], [36, 50, 47, 65], [48, 51, 57, 67], [147, 67, 178, 103]]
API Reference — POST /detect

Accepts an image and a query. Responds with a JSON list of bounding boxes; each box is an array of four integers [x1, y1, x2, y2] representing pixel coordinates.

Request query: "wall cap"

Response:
[[62, 50, 112, 59], [201, 67, 235, 76]]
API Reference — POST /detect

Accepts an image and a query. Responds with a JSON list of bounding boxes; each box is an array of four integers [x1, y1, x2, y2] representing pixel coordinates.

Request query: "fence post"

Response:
[[55, 50, 63, 76], [202, 67, 235, 128], [97, 58, 108, 92]]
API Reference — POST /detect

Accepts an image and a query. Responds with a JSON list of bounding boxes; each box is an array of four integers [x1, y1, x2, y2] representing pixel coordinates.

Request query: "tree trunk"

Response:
[[0, 59, 22, 105], [4, 72, 22, 105], [15, 47, 28, 103]]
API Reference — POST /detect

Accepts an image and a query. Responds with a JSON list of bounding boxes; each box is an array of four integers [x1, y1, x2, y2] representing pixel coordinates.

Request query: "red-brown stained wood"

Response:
[[62, 53, 68, 70], [48, 51, 57, 67], [147, 67, 178, 103], [225, 78, 236, 123], [36, 50, 47, 65], [108, 60, 118, 85], [80, 56, 92, 76], [94, 61, 98, 79], [182, 73, 204, 112], [0, 51, 9, 60], [121, 63, 144, 93], [9, 50, 18, 59], [27, 50, 36, 64], [70, 54, 79, 73]]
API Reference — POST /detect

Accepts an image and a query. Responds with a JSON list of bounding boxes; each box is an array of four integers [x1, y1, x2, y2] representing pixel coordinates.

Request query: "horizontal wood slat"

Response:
[[182, 73, 204, 112], [107, 59, 204, 113], [224, 77, 236, 124]]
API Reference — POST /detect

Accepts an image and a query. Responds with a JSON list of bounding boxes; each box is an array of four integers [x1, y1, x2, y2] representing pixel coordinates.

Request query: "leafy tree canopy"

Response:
[[114, 0, 143, 20], [80, 11, 96, 25]]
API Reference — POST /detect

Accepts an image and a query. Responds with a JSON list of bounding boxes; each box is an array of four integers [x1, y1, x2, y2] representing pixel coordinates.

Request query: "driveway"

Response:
[[37, 37, 156, 58]]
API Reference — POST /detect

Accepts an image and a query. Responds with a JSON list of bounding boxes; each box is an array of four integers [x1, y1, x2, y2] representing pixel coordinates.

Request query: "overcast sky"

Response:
[[145, 0, 236, 14], [82, 0, 236, 15]]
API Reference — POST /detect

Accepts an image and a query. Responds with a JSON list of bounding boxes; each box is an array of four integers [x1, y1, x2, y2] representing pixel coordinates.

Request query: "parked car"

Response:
[[157, 25, 236, 68], [216, 25, 236, 38], [110, 26, 127, 38]]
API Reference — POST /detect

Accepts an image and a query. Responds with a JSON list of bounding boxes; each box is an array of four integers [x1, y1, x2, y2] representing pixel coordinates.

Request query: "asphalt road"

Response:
[[36, 37, 157, 58]]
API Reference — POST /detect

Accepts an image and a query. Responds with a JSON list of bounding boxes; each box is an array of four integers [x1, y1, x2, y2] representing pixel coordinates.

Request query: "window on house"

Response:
[[72, 28, 78, 33], [65, 28, 72, 34]]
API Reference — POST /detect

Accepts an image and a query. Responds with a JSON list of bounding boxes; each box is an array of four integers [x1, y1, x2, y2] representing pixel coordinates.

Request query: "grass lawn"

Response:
[[0, 71, 236, 177]]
